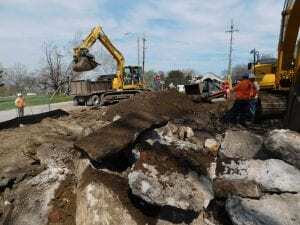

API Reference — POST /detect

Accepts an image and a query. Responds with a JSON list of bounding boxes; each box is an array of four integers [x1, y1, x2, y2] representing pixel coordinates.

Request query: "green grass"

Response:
[[0, 95, 72, 111]]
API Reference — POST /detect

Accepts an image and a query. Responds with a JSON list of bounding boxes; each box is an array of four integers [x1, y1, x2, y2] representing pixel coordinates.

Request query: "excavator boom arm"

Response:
[[278, 0, 300, 72], [73, 26, 125, 89]]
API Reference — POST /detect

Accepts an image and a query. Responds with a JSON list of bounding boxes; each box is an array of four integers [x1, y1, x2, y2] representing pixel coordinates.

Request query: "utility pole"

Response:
[[226, 19, 239, 87], [137, 37, 140, 66], [250, 49, 259, 75], [250, 48, 259, 65], [142, 36, 146, 75]]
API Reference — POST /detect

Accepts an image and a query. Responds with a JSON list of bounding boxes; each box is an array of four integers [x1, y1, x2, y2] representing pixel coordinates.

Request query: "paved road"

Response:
[[0, 101, 82, 122]]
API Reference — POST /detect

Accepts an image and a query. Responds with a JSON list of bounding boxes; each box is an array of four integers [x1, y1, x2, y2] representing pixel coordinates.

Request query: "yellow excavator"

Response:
[[250, 0, 300, 130], [71, 25, 145, 106]]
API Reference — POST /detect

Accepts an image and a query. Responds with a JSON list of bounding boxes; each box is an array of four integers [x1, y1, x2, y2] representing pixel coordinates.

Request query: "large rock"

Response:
[[128, 150, 214, 212], [264, 129, 300, 169], [226, 193, 300, 225], [141, 127, 217, 178], [220, 130, 263, 160], [74, 112, 167, 162], [2, 143, 71, 225], [214, 179, 262, 198], [76, 166, 154, 225], [218, 159, 300, 193]]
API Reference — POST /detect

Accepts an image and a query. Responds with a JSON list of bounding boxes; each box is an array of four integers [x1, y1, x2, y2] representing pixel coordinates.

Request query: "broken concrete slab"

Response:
[[264, 129, 300, 169], [141, 127, 217, 177], [204, 139, 220, 155], [213, 179, 262, 198], [128, 150, 214, 212], [178, 126, 195, 140], [76, 166, 158, 225], [3, 156, 69, 225], [217, 159, 300, 193], [226, 193, 300, 225], [74, 112, 167, 162], [220, 130, 263, 160]]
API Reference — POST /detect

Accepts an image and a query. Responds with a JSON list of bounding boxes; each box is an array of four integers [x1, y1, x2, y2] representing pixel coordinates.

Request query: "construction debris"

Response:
[[264, 129, 300, 169], [0, 90, 300, 225]]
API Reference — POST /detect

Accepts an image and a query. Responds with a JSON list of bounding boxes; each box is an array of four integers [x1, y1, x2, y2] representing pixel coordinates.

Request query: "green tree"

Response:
[[181, 69, 196, 83], [165, 70, 187, 86], [143, 70, 156, 89]]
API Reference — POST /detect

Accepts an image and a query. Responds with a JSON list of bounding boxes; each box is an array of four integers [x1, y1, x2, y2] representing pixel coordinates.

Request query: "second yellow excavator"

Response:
[[71, 25, 145, 106], [249, 0, 300, 127]]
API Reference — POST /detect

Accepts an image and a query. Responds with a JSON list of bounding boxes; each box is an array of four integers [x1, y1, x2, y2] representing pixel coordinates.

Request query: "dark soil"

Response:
[[47, 174, 77, 225], [103, 90, 230, 133]]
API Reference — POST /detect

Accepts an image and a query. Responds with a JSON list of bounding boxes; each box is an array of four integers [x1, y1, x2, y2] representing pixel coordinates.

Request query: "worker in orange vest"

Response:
[[249, 73, 260, 119], [224, 73, 253, 124], [15, 93, 26, 117], [222, 80, 230, 99]]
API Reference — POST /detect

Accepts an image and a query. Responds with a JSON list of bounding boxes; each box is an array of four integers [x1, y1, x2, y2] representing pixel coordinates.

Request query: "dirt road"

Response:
[[0, 101, 82, 122]]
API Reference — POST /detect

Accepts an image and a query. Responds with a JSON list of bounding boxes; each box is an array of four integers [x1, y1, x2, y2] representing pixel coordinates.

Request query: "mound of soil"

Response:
[[104, 90, 229, 133]]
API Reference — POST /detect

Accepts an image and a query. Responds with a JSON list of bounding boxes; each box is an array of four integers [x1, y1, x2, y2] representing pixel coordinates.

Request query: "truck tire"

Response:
[[91, 95, 101, 106]]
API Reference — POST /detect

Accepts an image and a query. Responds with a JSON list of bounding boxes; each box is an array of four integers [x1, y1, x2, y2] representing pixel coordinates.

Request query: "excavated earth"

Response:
[[0, 90, 297, 225]]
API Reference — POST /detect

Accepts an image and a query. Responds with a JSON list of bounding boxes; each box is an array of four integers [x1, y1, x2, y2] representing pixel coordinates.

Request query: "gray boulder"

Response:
[[226, 193, 300, 225], [218, 159, 300, 193], [264, 129, 300, 169], [77, 166, 154, 225], [214, 179, 262, 198], [142, 128, 217, 177], [220, 130, 263, 160], [75, 112, 167, 162], [128, 149, 214, 212], [2, 143, 71, 225]]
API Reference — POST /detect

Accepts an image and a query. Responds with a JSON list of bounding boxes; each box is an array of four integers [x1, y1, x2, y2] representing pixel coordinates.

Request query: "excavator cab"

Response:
[[123, 66, 143, 87], [73, 48, 98, 72]]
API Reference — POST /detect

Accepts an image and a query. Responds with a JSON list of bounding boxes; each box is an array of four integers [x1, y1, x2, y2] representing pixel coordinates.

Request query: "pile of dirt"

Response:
[[105, 90, 228, 119], [104, 90, 230, 133]]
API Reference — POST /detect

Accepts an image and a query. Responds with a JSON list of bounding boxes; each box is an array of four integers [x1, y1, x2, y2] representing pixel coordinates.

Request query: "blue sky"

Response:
[[0, 0, 283, 74]]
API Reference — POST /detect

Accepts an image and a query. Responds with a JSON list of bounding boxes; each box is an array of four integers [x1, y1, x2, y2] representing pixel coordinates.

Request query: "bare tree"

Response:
[[42, 42, 74, 93], [6, 63, 28, 92], [44, 43, 62, 91]]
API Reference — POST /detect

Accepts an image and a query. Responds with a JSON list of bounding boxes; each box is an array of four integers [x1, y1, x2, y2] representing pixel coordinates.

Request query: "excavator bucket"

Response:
[[73, 56, 98, 72]]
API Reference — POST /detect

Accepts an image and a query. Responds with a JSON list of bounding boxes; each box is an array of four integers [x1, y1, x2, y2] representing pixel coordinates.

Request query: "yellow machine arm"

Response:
[[73, 25, 125, 89], [277, 0, 300, 87], [284, 0, 300, 131]]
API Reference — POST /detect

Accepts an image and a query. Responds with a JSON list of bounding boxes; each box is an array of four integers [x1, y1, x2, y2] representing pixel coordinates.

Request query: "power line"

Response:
[[226, 19, 239, 86]]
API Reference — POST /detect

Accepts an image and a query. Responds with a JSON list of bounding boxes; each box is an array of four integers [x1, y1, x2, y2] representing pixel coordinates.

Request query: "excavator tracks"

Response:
[[258, 91, 288, 117]]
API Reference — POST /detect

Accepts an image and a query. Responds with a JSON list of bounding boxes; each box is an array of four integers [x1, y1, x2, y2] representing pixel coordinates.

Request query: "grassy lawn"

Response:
[[0, 95, 72, 111]]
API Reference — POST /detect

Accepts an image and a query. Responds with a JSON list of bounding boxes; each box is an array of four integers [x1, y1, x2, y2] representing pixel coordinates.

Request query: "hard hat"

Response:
[[242, 72, 249, 79], [17, 93, 22, 97], [248, 72, 256, 79]]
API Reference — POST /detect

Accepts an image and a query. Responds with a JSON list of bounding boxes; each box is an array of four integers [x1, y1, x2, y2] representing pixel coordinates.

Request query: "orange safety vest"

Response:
[[15, 97, 26, 108], [234, 80, 253, 100], [250, 81, 259, 98]]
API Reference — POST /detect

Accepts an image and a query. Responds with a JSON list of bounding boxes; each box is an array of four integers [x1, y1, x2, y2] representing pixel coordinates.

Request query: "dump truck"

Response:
[[71, 74, 143, 106]]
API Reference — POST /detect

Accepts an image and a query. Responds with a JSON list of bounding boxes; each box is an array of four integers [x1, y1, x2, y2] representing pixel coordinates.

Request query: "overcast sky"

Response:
[[0, 0, 283, 74]]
